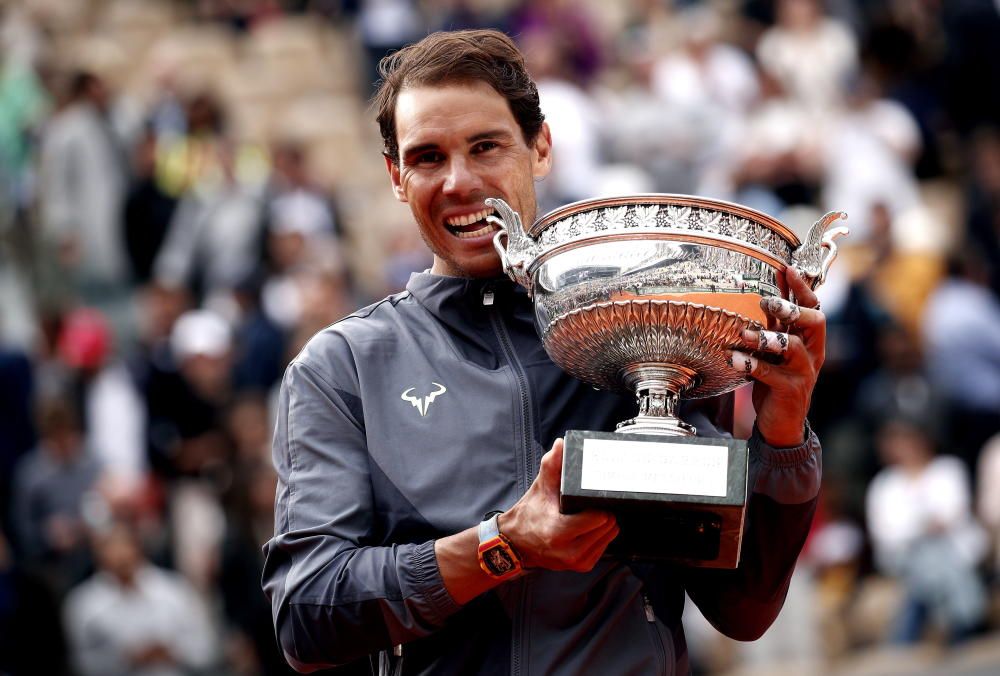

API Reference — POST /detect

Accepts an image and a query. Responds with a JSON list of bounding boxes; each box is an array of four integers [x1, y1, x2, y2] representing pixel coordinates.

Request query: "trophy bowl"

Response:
[[487, 194, 848, 437]]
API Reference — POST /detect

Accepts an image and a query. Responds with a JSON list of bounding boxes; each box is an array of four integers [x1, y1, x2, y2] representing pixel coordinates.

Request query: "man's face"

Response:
[[387, 81, 552, 278]]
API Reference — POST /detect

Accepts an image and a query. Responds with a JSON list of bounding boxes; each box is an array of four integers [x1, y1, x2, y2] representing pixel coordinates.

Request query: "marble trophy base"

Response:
[[560, 430, 748, 569]]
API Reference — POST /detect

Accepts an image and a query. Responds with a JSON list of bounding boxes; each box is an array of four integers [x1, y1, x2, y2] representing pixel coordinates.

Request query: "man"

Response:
[[64, 522, 217, 676], [38, 71, 131, 298], [263, 30, 823, 675]]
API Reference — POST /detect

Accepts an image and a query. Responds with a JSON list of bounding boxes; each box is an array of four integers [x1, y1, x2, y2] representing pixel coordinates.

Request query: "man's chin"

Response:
[[431, 253, 505, 279]]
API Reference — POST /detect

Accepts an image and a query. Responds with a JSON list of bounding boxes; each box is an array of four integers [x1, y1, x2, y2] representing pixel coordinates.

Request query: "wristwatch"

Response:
[[477, 511, 523, 580]]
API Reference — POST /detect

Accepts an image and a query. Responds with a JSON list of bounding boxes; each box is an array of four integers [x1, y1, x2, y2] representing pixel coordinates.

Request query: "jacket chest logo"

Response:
[[401, 383, 447, 417]]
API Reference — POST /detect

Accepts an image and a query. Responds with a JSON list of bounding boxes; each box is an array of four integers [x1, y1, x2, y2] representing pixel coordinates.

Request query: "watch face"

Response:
[[485, 546, 516, 575]]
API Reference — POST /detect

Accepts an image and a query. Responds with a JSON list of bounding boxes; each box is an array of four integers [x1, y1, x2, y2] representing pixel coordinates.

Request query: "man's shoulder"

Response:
[[292, 289, 421, 369], [64, 572, 114, 619]]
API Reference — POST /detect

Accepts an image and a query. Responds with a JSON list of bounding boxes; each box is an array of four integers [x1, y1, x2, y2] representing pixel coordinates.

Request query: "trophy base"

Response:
[[560, 429, 748, 569]]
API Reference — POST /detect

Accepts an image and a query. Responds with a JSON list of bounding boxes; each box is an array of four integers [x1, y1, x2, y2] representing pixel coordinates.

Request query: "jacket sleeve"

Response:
[[682, 424, 821, 641], [261, 358, 462, 673]]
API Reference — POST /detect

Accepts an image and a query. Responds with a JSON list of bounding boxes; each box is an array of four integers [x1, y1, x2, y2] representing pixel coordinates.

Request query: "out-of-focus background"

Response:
[[0, 0, 998, 674]]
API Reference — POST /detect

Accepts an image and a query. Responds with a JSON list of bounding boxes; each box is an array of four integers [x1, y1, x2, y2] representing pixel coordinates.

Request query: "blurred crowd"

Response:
[[0, 0, 998, 675]]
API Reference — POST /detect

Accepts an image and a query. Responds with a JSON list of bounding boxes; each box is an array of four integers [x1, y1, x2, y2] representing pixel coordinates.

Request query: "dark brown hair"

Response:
[[373, 29, 545, 164]]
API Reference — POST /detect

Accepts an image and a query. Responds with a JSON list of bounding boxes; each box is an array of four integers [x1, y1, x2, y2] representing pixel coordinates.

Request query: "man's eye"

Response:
[[414, 151, 444, 165], [472, 141, 499, 154]]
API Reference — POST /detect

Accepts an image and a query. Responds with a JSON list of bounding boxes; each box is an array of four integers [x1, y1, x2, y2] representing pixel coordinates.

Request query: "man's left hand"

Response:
[[730, 266, 825, 448]]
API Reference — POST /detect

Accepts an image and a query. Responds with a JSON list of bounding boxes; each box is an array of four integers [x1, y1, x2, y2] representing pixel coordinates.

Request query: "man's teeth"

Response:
[[455, 222, 498, 239], [445, 207, 494, 227]]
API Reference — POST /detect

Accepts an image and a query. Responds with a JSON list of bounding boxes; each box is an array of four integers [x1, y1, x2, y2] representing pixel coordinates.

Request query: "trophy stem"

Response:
[[616, 363, 698, 437]]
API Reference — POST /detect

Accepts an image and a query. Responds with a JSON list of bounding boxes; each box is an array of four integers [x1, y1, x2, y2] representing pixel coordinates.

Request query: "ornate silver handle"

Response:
[[486, 197, 541, 295], [791, 211, 849, 289]]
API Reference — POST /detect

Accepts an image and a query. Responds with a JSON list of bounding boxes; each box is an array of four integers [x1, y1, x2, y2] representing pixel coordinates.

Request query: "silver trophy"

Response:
[[487, 195, 847, 568]]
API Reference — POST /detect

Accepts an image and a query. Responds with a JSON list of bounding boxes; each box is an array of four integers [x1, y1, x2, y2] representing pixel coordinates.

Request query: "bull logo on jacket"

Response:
[[401, 383, 447, 417]]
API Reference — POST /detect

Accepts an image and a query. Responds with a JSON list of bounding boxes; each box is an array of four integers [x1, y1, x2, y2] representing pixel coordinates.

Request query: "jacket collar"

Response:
[[406, 271, 531, 320], [404, 272, 536, 362]]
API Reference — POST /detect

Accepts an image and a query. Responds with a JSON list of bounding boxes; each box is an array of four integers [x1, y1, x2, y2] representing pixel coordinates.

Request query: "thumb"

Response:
[[538, 438, 564, 495]]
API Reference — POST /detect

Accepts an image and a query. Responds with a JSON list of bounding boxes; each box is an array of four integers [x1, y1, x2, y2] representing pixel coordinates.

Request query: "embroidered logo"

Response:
[[401, 383, 447, 417]]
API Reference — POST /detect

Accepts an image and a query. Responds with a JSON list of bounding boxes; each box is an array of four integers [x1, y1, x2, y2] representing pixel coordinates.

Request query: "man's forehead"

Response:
[[395, 83, 519, 147]]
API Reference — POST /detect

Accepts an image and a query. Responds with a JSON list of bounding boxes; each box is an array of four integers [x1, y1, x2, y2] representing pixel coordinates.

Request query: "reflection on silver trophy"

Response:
[[487, 195, 848, 568]]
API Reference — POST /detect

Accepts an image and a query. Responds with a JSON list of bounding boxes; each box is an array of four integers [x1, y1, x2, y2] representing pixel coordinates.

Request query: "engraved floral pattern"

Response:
[[567, 215, 581, 237], [698, 210, 723, 234], [533, 203, 794, 259], [665, 206, 691, 229], [579, 209, 600, 231], [634, 205, 659, 229], [604, 206, 628, 230]]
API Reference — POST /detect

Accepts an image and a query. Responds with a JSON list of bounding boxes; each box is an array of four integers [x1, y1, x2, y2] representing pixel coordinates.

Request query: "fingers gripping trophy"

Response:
[[487, 195, 848, 568]]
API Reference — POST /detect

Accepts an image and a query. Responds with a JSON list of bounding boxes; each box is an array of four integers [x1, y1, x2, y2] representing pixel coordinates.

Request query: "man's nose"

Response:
[[442, 156, 482, 195]]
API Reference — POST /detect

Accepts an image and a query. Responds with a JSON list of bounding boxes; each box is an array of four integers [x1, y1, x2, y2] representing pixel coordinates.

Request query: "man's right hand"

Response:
[[499, 439, 619, 573]]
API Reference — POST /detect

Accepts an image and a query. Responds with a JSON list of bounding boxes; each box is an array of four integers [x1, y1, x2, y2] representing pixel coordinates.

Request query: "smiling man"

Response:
[[384, 68, 551, 279], [263, 30, 824, 675]]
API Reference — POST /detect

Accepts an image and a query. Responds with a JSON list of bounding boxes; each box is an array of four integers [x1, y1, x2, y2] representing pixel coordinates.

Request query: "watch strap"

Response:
[[478, 512, 502, 543]]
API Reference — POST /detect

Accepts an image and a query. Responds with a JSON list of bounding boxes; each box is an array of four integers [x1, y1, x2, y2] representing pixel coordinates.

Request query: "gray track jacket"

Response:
[[262, 272, 822, 675]]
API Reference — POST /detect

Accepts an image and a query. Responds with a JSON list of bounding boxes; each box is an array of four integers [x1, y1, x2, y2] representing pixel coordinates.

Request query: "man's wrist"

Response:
[[477, 512, 523, 580], [757, 419, 808, 449]]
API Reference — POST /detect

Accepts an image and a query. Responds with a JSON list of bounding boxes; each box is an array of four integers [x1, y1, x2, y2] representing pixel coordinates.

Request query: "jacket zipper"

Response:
[[485, 282, 535, 676], [643, 594, 667, 675], [485, 284, 536, 496]]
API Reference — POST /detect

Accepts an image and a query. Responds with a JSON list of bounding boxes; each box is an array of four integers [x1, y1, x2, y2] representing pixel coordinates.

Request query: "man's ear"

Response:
[[384, 154, 407, 203], [532, 122, 554, 180]]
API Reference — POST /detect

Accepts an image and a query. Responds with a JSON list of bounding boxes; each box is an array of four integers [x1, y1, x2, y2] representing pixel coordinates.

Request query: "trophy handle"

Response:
[[486, 197, 540, 294], [790, 211, 849, 289]]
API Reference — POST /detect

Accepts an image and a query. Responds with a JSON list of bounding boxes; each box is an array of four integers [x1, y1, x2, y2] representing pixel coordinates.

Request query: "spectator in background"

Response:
[[54, 308, 148, 492], [820, 71, 923, 242], [38, 71, 131, 304], [520, 28, 602, 210], [265, 140, 341, 240], [10, 398, 101, 594], [64, 521, 217, 676], [651, 6, 759, 196], [358, 0, 425, 96], [866, 417, 988, 645], [261, 139, 345, 332], [230, 275, 287, 394], [805, 479, 866, 659], [147, 308, 233, 479], [155, 91, 227, 198], [262, 219, 346, 329], [921, 250, 1000, 470], [0, 38, 48, 224], [810, 233, 893, 440], [217, 392, 277, 670], [597, 31, 675, 195], [510, 0, 603, 85], [124, 125, 178, 285], [717, 68, 820, 212], [145, 309, 234, 592], [220, 459, 295, 676], [282, 256, 354, 360], [855, 323, 945, 435], [154, 136, 267, 306], [756, 0, 858, 112]]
